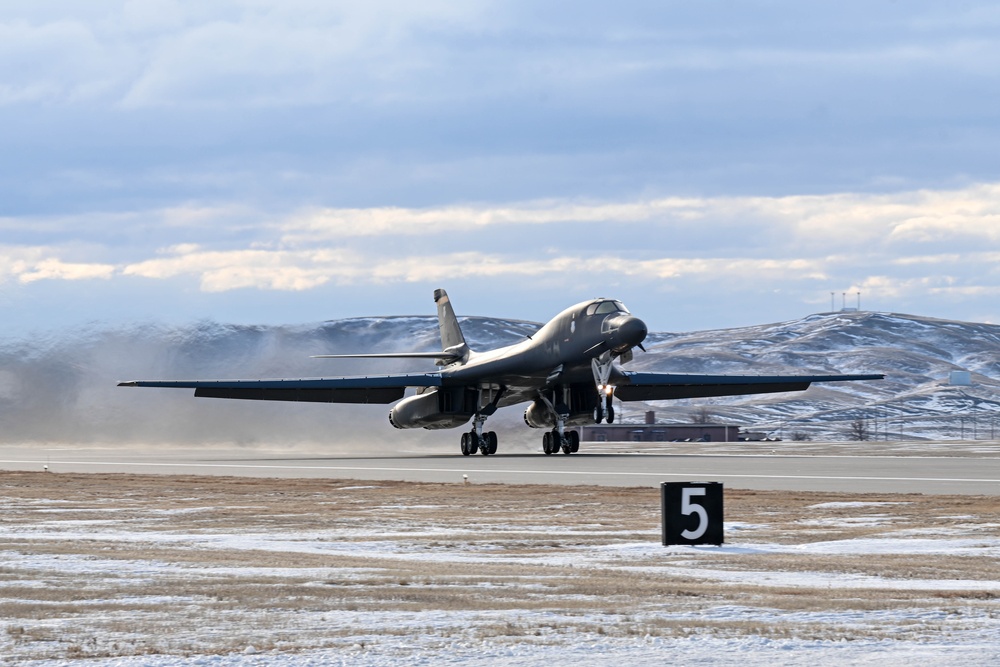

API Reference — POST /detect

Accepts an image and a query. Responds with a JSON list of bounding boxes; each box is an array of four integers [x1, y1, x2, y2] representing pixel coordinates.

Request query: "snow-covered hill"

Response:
[[633, 311, 1000, 441], [0, 311, 997, 444]]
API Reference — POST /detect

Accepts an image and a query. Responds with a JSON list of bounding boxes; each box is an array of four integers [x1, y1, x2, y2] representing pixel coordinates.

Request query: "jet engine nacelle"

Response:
[[523, 399, 553, 429], [388, 389, 476, 430], [523, 397, 599, 428]]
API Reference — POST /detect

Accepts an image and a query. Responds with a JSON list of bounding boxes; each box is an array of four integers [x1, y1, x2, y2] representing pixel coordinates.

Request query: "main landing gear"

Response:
[[461, 430, 498, 456], [459, 385, 505, 456], [542, 429, 580, 455]]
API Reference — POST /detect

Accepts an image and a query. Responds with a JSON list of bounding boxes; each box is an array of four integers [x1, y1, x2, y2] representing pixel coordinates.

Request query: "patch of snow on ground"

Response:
[[5, 472, 1000, 666], [807, 501, 914, 509], [15, 631, 1000, 667]]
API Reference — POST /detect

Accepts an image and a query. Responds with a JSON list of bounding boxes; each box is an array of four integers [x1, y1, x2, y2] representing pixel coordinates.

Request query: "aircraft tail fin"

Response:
[[434, 289, 470, 360]]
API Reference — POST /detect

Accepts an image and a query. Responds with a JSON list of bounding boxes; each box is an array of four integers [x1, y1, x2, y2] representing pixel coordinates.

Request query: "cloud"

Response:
[[275, 184, 1000, 252], [120, 247, 832, 292], [3, 180, 1000, 336], [123, 248, 344, 291], [4, 0, 995, 115], [849, 274, 1000, 302], [4, 1, 1000, 230], [11, 256, 116, 284], [6, 181, 1000, 292], [1, 247, 114, 285], [0, 2, 493, 108], [892, 251, 1000, 266], [277, 197, 708, 241], [0, 15, 132, 104]]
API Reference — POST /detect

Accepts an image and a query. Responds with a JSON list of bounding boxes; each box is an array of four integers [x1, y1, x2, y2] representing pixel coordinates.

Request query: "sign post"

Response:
[[661, 482, 724, 546]]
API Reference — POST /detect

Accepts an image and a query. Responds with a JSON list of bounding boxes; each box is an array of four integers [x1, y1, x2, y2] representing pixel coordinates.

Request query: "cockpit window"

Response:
[[587, 300, 630, 316], [594, 301, 619, 314]]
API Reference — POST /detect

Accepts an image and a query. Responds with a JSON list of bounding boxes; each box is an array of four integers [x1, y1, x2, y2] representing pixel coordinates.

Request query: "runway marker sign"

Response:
[[661, 482, 724, 546]]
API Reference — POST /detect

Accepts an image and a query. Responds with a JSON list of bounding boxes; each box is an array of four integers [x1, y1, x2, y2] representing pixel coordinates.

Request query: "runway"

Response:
[[3, 442, 999, 495]]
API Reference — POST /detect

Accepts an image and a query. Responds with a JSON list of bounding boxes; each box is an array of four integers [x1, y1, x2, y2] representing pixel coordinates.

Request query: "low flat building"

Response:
[[579, 411, 739, 443]]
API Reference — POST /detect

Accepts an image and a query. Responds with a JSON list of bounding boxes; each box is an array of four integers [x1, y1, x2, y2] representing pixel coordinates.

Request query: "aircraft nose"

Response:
[[605, 315, 647, 351], [618, 316, 648, 347]]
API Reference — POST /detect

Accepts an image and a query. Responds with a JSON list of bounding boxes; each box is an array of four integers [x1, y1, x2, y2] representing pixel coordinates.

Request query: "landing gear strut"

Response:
[[458, 385, 506, 456], [536, 384, 583, 455], [592, 354, 616, 424]]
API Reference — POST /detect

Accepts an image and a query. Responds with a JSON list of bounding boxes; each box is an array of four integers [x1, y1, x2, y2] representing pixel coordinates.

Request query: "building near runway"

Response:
[[579, 411, 740, 443]]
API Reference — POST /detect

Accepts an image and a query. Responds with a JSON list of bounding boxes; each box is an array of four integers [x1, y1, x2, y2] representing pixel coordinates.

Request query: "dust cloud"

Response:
[[0, 317, 534, 453]]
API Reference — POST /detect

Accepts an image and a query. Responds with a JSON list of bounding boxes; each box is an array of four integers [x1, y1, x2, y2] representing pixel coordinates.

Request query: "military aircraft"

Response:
[[119, 289, 882, 456]]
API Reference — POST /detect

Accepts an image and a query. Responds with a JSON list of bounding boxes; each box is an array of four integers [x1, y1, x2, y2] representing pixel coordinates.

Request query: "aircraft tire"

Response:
[[460, 433, 472, 456], [488, 431, 498, 455], [593, 405, 603, 424], [569, 430, 580, 453], [542, 432, 553, 455], [606, 405, 615, 424]]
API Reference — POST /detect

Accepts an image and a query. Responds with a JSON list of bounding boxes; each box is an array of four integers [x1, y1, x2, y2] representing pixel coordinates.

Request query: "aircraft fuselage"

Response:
[[439, 298, 647, 406]]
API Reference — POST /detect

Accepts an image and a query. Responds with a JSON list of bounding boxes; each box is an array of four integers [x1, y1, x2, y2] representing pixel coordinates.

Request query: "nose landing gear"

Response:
[[592, 355, 616, 424]]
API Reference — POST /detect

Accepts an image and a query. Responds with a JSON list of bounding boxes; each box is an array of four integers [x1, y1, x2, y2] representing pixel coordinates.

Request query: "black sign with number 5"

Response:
[[661, 482, 724, 545]]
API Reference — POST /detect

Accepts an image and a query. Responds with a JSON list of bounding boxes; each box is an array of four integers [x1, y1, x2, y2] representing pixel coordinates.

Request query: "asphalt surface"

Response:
[[2, 442, 999, 495]]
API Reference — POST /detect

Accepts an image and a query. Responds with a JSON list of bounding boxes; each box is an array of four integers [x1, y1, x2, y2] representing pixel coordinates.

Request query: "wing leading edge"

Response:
[[615, 372, 884, 401], [117, 374, 442, 404]]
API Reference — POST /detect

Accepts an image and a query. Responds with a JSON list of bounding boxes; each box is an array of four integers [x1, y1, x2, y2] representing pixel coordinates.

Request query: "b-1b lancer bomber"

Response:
[[120, 290, 882, 456]]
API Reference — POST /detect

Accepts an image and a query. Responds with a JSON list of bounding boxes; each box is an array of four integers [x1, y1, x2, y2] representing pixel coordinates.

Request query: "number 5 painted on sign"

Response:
[[661, 482, 724, 545], [680, 487, 708, 540]]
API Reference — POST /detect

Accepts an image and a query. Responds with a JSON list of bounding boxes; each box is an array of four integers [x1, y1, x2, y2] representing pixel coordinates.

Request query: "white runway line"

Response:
[[2, 458, 999, 485]]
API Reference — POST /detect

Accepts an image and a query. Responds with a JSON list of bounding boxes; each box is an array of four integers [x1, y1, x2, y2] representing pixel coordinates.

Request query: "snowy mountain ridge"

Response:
[[635, 310, 1000, 440], [1, 310, 997, 443]]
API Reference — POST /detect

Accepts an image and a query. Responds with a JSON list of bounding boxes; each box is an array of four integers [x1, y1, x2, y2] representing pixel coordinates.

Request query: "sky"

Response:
[[3, 1, 1000, 337]]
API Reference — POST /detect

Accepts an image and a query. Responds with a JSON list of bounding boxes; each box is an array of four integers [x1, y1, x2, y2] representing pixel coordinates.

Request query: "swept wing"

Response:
[[614, 372, 884, 401], [118, 373, 442, 404]]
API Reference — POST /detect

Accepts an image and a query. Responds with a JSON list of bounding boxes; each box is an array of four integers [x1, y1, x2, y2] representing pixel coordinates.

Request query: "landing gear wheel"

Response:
[[606, 396, 615, 424], [460, 432, 471, 456], [542, 431, 554, 455], [487, 431, 498, 455], [545, 429, 567, 455], [594, 404, 604, 424], [569, 430, 580, 453]]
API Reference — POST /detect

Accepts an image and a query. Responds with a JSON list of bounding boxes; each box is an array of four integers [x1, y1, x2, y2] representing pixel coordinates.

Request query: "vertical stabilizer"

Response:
[[433, 289, 468, 353]]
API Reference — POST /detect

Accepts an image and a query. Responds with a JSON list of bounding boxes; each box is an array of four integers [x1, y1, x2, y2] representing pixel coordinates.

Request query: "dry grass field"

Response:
[[1, 471, 999, 662]]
